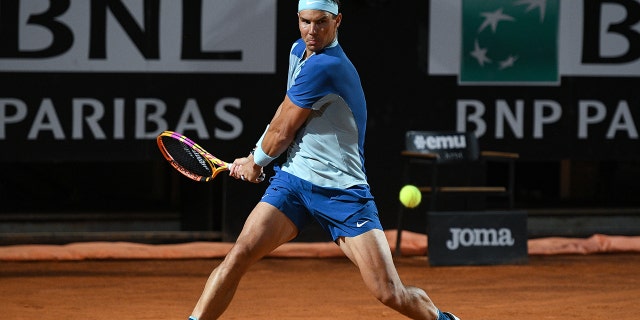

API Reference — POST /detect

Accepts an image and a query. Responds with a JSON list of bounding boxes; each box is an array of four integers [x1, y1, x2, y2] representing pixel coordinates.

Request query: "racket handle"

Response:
[[227, 163, 266, 182]]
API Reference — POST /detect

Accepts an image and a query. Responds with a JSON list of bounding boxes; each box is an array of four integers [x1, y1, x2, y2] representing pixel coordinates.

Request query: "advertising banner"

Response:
[[0, 0, 278, 162], [0, 0, 276, 73], [427, 0, 640, 160], [428, 210, 529, 266]]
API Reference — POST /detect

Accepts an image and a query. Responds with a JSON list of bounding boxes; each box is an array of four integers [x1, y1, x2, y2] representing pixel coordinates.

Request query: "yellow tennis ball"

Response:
[[399, 185, 422, 208]]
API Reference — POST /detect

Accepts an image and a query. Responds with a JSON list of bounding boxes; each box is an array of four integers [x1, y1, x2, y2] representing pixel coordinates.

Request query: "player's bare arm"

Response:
[[261, 95, 311, 157], [231, 95, 310, 182]]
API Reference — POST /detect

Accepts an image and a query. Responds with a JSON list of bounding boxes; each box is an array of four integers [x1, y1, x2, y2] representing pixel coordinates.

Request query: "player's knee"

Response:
[[378, 292, 404, 310], [372, 283, 404, 309], [222, 245, 255, 273]]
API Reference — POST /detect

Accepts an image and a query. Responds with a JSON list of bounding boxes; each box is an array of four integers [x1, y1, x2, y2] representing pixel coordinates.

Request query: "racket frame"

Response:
[[157, 131, 231, 182]]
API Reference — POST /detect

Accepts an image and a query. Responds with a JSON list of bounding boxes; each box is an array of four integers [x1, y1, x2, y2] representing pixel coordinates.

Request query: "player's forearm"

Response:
[[253, 97, 309, 167], [261, 125, 294, 157], [251, 125, 292, 167]]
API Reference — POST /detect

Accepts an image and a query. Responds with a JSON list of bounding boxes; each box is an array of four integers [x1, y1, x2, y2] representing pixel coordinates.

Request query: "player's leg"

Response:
[[338, 229, 446, 320], [190, 202, 298, 320]]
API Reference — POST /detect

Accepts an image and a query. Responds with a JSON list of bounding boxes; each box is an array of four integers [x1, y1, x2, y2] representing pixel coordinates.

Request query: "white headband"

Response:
[[298, 0, 339, 15]]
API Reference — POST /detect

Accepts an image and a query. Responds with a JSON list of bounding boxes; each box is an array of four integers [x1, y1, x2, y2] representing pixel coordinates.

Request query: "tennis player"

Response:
[[188, 1, 460, 319]]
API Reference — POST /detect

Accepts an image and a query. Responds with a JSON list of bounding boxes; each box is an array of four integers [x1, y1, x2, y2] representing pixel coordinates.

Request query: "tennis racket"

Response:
[[157, 131, 265, 183]]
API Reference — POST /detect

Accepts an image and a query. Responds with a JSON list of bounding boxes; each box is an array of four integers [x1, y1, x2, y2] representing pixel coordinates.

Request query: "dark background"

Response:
[[1, 0, 639, 241]]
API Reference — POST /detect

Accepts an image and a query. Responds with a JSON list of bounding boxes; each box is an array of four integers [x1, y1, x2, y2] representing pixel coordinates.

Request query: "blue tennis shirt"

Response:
[[282, 38, 368, 188]]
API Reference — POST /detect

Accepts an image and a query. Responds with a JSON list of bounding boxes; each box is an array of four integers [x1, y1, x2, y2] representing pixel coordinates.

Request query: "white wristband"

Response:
[[253, 145, 277, 167]]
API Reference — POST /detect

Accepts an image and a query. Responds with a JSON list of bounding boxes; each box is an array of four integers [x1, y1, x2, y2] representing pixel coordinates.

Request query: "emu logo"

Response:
[[413, 134, 466, 150], [446, 227, 515, 250]]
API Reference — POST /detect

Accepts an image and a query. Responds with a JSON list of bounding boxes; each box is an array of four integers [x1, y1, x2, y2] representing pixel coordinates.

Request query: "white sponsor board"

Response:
[[429, 0, 640, 79], [0, 0, 277, 73]]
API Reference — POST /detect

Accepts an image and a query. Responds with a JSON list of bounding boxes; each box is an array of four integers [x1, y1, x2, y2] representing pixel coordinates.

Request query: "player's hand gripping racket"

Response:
[[157, 131, 265, 183]]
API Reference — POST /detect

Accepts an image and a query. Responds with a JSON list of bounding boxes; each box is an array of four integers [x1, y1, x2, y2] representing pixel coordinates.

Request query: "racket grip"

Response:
[[228, 163, 266, 182]]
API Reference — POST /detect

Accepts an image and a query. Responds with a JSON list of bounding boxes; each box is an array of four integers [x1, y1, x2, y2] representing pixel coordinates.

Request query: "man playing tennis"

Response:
[[188, 1, 459, 319]]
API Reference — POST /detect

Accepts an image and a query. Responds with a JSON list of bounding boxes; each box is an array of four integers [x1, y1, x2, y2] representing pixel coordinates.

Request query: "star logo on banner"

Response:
[[470, 40, 492, 67], [499, 55, 519, 70], [515, 0, 548, 22], [460, 0, 559, 85], [478, 8, 515, 33]]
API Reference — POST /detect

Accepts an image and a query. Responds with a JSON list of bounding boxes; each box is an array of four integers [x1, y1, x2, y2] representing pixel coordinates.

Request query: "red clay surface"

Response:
[[1, 253, 639, 319]]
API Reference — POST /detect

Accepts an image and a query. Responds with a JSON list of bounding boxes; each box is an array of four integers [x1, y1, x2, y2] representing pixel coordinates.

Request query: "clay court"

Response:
[[1, 233, 640, 320]]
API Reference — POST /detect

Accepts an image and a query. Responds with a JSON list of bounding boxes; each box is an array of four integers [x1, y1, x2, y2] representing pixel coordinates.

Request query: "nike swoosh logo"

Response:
[[356, 220, 369, 228]]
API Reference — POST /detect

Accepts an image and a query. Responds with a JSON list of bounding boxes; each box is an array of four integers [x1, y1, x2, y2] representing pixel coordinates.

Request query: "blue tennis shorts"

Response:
[[260, 166, 383, 241]]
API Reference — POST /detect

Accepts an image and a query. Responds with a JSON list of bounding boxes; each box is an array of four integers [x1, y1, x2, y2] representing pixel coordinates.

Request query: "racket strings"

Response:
[[162, 137, 213, 177]]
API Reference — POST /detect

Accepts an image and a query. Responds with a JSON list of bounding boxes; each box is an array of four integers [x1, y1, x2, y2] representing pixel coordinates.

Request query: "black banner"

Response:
[[0, 73, 279, 162], [428, 210, 529, 266]]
